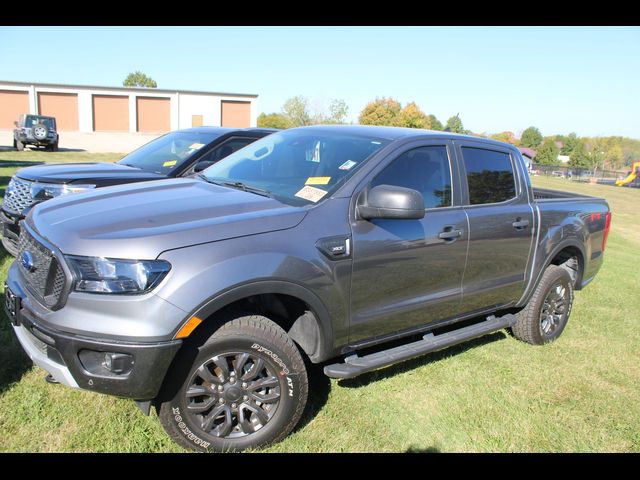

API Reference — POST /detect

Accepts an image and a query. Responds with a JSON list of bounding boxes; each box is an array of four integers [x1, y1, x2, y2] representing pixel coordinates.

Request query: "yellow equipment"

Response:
[[616, 161, 640, 186]]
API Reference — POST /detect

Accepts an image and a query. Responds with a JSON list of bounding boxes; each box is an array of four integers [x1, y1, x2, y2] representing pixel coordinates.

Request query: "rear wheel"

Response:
[[158, 313, 308, 452], [511, 264, 574, 345]]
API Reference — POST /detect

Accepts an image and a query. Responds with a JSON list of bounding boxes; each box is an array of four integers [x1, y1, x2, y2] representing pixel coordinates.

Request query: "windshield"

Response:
[[26, 116, 55, 130], [117, 131, 222, 175], [202, 129, 390, 206]]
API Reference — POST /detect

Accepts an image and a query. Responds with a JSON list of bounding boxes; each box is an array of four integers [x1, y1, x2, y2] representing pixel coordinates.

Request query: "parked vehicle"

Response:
[[1, 127, 276, 256], [13, 114, 59, 152], [5, 126, 611, 452]]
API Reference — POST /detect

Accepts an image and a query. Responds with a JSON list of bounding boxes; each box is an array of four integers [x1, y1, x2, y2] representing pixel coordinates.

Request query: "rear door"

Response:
[[349, 140, 469, 343], [455, 141, 534, 312]]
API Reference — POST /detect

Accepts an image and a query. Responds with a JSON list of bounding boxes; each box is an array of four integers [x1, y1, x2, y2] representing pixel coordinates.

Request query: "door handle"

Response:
[[512, 218, 530, 230], [438, 227, 462, 241]]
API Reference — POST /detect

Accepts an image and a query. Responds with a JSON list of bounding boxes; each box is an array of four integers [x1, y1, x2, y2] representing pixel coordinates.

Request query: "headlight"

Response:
[[30, 182, 95, 200], [66, 256, 171, 294]]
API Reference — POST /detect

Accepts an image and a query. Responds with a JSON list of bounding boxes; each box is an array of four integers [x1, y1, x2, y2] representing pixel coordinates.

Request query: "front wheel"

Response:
[[158, 313, 308, 452], [15, 139, 24, 151], [511, 264, 574, 345]]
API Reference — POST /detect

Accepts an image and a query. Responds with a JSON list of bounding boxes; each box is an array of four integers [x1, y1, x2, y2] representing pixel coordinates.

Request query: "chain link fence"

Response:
[[530, 163, 640, 188]]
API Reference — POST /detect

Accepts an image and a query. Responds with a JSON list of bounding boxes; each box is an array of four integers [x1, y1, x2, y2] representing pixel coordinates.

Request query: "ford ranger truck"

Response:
[[4, 125, 611, 452]]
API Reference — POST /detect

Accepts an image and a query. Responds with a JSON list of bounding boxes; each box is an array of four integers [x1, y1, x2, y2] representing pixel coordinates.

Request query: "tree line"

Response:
[[258, 96, 638, 171]]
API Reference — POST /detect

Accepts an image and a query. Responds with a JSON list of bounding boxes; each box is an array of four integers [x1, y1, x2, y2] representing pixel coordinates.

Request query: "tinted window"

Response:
[[462, 147, 516, 204], [371, 146, 452, 209], [26, 115, 55, 130], [199, 138, 256, 164]]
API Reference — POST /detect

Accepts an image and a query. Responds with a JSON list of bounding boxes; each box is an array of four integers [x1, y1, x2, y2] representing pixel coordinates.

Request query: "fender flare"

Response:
[[518, 238, 586, 307], [176, 280, 334, 363]]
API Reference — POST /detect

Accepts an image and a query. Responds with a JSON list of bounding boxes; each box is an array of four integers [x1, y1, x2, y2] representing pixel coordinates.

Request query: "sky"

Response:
[[1, 26, 638, 138]]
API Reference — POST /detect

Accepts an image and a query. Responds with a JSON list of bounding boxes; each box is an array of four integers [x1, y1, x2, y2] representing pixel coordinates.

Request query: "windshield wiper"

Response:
[[199, 176, 273, 198], [119, 162, 141, 169]]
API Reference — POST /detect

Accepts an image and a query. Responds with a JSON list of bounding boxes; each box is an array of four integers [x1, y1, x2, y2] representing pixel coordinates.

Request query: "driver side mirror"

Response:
[[193, 160, 215, 173], [358, 184, 425, 220], [14, 121, 18, 127]]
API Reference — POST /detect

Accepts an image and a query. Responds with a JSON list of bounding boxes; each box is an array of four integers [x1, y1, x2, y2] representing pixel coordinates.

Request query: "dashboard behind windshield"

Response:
[[118, 131, 221, 175], [203, 129, 390, 206]]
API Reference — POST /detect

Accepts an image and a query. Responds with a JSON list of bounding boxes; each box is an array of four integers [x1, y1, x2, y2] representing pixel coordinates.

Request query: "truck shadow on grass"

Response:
[[292, 332, 506, 434], [0, 159, 46, 168], [335, 332, 506, 389]]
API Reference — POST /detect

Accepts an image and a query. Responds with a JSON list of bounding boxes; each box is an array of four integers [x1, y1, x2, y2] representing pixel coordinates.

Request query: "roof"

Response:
[[177, 127, 279, 134], [518, 147, 537, 158], [295, 124, 514, 147], [0, 80, 258, 98]]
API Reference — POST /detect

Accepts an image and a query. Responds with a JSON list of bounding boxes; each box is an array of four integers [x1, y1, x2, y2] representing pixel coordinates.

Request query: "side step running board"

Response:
[[324, 314, 517, 379]]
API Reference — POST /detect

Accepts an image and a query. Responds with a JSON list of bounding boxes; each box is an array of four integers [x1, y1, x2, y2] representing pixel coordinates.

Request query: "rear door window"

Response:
[[462, 147, 516, 204]]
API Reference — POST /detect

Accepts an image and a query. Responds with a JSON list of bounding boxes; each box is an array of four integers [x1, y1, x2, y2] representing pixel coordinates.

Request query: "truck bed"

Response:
[[532, 187, 598, 201]]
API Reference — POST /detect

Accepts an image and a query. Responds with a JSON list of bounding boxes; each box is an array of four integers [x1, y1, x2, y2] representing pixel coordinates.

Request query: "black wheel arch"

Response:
[[173, 280, 335, 364], [517, 239, 586, 308]]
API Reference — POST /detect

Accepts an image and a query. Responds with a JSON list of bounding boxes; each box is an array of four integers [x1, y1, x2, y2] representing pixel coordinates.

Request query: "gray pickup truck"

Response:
[[5, 126, 611, 452]]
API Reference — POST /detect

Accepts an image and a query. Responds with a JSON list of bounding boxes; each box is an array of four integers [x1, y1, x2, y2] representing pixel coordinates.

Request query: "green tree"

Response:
[[123, 71, 157, 88], [587, 138, 608, 171], [282, 96, 312, 127], [568, 140, 591, 168], [490, 131, 519, 145], [520, 126, 543, 149], [324, 98, 349, 124], [358, 97, 402, 126], [535, 138, 560, 165], [560, 132, 578, 155], [397, 102, 429, 129], [257, 112, 292, 129], [444, 114, 465, 134], [428, 114, 443, 131], [606, 144, 624, 170]]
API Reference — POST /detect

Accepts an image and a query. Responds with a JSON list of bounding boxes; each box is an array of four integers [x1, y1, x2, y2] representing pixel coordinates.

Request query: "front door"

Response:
[[349, 142, 469, 344]]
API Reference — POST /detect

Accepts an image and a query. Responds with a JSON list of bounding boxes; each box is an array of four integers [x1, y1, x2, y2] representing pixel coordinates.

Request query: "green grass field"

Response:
[[0, 151, 638, 452]]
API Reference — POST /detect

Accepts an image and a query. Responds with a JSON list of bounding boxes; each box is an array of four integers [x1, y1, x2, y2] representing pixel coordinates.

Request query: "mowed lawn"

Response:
[[0, 151, 638, 452]]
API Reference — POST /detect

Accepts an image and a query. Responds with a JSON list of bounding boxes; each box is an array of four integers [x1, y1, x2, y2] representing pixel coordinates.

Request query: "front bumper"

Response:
[[5, 266, 183, 400]]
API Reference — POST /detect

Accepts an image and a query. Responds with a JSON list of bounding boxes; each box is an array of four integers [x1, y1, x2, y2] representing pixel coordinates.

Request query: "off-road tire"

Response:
[[511, 264, 574, 345], [32, 123, 48, 141], [158, 313, 308, 452], [15, 139, 24, 151]]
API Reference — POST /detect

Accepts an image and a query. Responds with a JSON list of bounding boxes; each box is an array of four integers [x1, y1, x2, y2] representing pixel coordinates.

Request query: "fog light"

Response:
[[103, 352, 134, 374]]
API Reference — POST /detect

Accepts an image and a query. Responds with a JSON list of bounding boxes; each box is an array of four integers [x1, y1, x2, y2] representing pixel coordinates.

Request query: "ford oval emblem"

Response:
[[20, 251, 35, 272]]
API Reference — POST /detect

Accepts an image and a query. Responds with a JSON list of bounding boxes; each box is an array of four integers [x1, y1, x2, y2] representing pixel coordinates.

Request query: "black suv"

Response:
[[1, 126, 276, 255], [13, 114, 59, 151]]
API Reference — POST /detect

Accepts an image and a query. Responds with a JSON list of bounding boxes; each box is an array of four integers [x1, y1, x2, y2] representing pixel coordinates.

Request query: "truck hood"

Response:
[[17, 162, 165, 184], [28, 178, 307, 259]]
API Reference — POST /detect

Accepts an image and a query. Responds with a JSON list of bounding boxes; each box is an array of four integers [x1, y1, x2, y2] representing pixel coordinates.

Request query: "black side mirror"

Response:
[[193, 160, 215, 173], [358, 184, 425, 220]]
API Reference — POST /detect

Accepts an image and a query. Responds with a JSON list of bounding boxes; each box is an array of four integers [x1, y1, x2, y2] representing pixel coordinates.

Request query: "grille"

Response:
[[2, 178, 34, 214], [17, 229, 67, 309]]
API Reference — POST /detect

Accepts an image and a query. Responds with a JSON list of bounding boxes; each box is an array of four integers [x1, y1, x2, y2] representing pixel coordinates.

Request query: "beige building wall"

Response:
[[92, 95, 129, 131], [37, 92, 79, 130], [0, 90, 29, 128], [221, 100, 251, 128], [136, 97, 170, 132]]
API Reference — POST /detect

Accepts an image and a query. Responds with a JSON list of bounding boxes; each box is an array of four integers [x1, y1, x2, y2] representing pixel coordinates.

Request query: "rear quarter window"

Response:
[[462, 147, 516, 204]]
